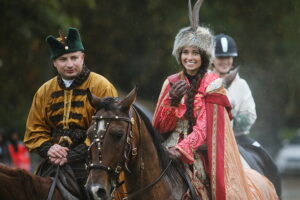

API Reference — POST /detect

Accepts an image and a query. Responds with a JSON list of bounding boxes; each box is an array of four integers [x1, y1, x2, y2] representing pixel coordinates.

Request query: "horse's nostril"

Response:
[[97, 188, 107, 198], [88, 184, 108, 200]]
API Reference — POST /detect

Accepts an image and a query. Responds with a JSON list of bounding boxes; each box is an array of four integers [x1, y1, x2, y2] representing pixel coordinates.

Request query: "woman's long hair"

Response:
[[181, 50, 210, 134]]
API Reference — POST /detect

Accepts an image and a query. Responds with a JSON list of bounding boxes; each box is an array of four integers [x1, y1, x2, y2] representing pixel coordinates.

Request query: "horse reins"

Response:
[[121, 160, 172, 200]]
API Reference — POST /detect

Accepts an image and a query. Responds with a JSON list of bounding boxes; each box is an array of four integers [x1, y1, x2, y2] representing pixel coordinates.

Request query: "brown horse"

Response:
[[0, 164, 63, 200], [85, 88, 194, 200]]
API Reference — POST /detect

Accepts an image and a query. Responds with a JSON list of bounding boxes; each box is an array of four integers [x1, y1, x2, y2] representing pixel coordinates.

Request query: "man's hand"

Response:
[[47, 144, 69, 165], [49, 156, 68, 166], [169, 80, 188, 106]]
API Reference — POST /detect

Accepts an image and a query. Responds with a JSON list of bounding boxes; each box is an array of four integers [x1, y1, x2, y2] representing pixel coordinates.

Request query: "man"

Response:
[[24, 27, 118, 199]]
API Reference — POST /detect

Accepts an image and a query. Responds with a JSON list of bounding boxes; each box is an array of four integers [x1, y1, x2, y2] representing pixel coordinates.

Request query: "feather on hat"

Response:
[[172, 0, 214, 64], [46, 27, 84, 59]]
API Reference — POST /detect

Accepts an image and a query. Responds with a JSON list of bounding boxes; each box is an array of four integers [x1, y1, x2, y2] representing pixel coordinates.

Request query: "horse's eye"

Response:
[[112, 131, 124, 139]]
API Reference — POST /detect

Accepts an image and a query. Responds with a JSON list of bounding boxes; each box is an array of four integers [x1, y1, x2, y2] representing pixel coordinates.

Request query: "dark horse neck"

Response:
[[0, 164, 63, 200], [124, 106, 188, 200]]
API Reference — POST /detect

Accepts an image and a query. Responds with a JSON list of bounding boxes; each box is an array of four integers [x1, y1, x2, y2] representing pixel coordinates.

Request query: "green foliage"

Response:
[[278, 127, 298, 141], [0, 0, 299, 149]]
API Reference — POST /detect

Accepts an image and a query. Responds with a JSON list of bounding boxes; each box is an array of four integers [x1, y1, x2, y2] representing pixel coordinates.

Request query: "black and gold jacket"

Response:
[[24, 67, 117, 155]]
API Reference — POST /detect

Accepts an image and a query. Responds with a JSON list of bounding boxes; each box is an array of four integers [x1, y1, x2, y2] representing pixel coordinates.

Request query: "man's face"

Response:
[[53, 51, 85, 80]]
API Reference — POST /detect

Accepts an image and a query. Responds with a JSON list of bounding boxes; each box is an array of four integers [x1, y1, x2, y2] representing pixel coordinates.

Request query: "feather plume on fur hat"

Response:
[[172, 0, 215, 64]]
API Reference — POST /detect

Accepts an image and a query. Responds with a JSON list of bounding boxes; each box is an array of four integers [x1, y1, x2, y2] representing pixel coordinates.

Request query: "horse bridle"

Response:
[[86, 106, 172, 199], [86, 112, 135, 184]]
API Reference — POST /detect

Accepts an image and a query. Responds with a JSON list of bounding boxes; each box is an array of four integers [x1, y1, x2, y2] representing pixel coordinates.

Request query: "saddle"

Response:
[[162, 130, 210, 200], [237, 135, 282, 198], [183, 164, 210, 200], [35, 160, 81, 200]]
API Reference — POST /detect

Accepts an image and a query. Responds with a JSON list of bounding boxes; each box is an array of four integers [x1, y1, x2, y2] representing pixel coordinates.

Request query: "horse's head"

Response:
[[85, 88, 137, 200]]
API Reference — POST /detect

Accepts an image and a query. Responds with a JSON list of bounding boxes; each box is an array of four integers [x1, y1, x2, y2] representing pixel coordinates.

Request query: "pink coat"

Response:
[[153, 71, 219, 164]]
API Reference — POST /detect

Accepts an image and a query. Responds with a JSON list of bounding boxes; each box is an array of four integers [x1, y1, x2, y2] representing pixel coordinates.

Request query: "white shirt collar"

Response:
[[62, 78, 74, 88]]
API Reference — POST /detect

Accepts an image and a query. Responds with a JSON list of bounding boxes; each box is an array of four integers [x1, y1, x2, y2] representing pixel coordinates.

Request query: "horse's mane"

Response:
[[132, 104, 201, 199], [132, 104, 185, 183], [0, 164, 31, 177], [0, 164, 47, 199]]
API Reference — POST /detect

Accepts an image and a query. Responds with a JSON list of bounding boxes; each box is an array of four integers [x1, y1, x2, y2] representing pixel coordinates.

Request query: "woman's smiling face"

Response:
[[181, 46, 202, 76]]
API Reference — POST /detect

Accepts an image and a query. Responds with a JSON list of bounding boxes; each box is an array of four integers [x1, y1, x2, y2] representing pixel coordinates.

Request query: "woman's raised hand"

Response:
[[169, 80, 188, 106]]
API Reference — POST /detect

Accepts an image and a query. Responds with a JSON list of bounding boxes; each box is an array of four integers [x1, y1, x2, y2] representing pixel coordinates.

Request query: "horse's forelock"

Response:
[[97, 97, 120, 111]]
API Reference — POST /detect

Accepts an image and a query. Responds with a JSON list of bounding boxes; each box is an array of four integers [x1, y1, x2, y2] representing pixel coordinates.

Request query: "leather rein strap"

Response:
[[47, 165, 60, 200], [123, 160, 172, 200]]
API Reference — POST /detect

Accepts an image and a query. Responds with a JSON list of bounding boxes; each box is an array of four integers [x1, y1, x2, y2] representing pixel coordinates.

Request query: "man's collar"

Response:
[[57, 65, 90, 90]]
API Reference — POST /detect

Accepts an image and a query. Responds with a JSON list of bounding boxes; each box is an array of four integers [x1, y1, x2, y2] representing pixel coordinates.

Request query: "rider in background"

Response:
[[7, 129, 31, 171], [211, 33, 281, 197], [212, 34, 257, 146], [0, 129, 11, 166], [23, 27, 118, 199]]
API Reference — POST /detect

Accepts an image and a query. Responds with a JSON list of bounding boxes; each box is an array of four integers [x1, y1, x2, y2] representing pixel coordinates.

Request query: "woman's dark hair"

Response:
[[8, 129, 19, 152], [181, 49, 210, 134]]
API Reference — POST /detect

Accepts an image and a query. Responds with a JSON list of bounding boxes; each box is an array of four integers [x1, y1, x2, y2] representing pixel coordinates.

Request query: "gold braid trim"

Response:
[[211, 104, 218, 200], [63, 90, 73, 129]]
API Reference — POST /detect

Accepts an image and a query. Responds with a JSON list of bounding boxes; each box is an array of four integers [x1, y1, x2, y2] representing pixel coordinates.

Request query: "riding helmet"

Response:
[[214, 34, 238, 57]]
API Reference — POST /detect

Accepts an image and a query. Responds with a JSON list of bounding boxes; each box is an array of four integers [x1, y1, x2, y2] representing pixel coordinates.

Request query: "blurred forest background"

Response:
[[0, 0, 300, 156]]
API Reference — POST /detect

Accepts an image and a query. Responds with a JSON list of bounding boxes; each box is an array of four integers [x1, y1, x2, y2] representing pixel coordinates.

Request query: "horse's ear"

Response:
[[87, 88, 103, 110], [222, 67, 239, 88], [119, 87, 138, 112]]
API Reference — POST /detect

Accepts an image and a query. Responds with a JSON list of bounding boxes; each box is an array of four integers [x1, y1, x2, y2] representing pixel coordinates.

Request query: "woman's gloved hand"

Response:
[[169, 80, 188, 106], [167, 146, 182, 160]]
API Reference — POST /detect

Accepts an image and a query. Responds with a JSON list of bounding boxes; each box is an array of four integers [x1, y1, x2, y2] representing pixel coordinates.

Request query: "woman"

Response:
[[212, 34, 257, 137], [212, 33, 281, 197], [153, 0, 278, 199]]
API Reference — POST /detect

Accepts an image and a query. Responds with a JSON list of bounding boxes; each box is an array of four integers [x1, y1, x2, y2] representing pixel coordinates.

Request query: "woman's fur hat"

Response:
[[172, 0, 214, 64]]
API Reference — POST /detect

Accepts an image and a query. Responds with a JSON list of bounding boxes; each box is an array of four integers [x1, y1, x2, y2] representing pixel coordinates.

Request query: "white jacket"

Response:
[[227, 73, 257, 135]]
